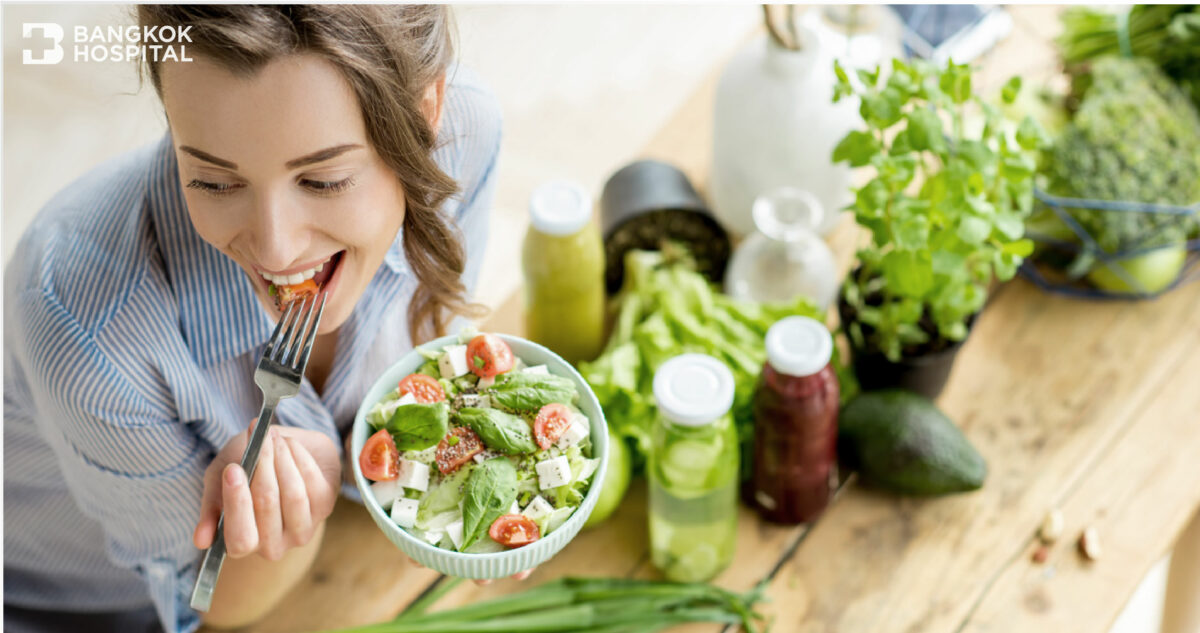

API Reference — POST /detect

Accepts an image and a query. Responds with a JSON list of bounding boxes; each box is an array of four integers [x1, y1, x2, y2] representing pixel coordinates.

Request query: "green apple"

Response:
[[585, 429, 631, 528], [1087, 244, 1187, 295]]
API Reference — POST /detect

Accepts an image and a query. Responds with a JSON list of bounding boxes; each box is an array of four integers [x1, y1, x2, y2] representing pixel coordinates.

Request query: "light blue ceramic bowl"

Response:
[[351, 333, 608, 579]]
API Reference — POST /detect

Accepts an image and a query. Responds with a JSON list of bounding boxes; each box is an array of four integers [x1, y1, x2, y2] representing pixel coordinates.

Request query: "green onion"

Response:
[[321, 577, 766, 633], [396, 582, 575, 625], [397, 577, 465, 620]]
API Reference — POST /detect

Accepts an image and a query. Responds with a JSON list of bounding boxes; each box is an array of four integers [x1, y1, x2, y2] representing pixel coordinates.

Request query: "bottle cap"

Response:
[[652, 354, 735, 426], [765, 316, 833, 377], [752, 187, 824, 242], [529, 180, 592, 236]]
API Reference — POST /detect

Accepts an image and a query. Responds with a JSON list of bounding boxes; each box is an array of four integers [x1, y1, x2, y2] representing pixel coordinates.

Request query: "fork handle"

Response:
[[190, 397, 281, 612]]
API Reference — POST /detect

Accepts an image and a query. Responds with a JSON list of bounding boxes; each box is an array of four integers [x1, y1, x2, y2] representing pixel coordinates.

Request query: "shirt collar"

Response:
[[146, 131, 273, 368]]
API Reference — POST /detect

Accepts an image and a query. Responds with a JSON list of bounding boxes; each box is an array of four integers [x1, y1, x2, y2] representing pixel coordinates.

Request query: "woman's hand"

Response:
[[195, 421, 342, 560]]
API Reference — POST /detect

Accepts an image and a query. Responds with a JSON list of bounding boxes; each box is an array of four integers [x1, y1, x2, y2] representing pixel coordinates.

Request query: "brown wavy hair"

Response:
[[136, 4, 488, 343]]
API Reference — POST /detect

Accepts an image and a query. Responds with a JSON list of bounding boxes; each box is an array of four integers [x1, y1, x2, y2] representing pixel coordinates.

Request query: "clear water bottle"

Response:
[[724, 187, 838, 311], [648, 354, 739, 583]]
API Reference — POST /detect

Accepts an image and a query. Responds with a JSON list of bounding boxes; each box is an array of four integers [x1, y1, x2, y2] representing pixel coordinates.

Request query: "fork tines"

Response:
[[264, 292, 327, 370]]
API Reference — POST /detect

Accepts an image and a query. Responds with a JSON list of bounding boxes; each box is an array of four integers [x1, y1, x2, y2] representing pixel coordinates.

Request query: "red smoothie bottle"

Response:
[[750, 316, 839, 523]]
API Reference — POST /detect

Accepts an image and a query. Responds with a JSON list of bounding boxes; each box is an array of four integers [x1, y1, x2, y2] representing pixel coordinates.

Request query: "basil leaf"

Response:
[[483, 372, 577, 412], [461, 458, 518, 550], [455, 407, 538, 455], [385, 402, 450, 451]]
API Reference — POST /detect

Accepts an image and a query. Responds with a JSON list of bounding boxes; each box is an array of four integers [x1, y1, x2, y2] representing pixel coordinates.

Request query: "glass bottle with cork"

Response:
[[522, 180, 606, 365], [648, 354, 739, 583], [750, 316, 840, 523]]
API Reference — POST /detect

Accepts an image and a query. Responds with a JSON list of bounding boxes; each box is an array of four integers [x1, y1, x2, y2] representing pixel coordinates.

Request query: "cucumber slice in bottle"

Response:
[[667, 543, 720, 583], [659, 438, 723, 487]]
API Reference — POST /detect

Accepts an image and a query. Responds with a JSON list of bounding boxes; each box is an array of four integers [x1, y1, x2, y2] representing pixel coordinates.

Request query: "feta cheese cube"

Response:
[[509, 500, 521, 516], [523, 364, 549, 375], [370, 479, 403, 510], [577, 458, 600, 483], [396, 459, 430, 492], [458, 393, 483, 408], [521, 495, 555, 523], [555, 414, 591, 449], [438, 345, 470, 378], [536, 456, 572, 490], [396, 391, 419, 406], [390, 497, 420, 529], [446, 519, 464, 550], [477, 375, 496, 390], [422, 529, 444, 545]]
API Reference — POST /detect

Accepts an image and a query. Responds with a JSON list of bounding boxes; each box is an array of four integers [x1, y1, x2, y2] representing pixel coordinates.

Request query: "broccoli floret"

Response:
[[1042, 57, 1200, 257]]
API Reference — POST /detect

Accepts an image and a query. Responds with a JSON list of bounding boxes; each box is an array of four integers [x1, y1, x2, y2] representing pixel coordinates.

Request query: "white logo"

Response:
[[22, 23, 64, 65], [21, 22, 193, 65]]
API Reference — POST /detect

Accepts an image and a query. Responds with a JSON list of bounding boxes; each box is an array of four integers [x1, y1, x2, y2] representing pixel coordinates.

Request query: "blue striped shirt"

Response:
[[4, 64, 501, 633]]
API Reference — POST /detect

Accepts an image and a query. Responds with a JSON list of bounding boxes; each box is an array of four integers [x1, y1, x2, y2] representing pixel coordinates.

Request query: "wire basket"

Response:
[[1019, 188, 1200, 299]]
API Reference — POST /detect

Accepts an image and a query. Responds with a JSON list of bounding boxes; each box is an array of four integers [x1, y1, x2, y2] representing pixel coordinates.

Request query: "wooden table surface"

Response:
[[216, 8, 1200, 633]]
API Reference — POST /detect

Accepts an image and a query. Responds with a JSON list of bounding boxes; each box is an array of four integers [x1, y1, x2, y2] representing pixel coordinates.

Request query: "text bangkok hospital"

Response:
[[29, 24, 195, 63]]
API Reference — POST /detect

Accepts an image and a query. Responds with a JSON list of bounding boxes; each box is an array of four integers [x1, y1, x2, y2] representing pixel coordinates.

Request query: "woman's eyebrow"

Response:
[[177, 143, 364, 171], [285, 144, 364, 169], [179, 145, 238, 169]]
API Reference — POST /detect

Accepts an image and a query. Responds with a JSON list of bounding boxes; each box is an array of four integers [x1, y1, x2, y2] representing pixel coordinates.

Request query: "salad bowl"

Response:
[[351, 332, 609, 579]]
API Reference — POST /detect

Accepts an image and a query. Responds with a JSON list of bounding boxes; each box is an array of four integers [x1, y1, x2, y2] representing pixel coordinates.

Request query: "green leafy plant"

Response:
[[832, 58, 1045, 362]]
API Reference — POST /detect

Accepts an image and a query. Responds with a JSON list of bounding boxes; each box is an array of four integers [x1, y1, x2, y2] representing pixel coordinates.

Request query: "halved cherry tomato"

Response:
[[489, 514, 541, 548], [533, 403, 573, 450], [465, 333, 515, 379], [435, 426, 484, 474], [360, 429, 399, 481], [398, 373, 446, 403]]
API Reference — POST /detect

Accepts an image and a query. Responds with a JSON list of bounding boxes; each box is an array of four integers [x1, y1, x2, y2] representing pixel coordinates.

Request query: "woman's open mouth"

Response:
[[259, 250, 345, 310]]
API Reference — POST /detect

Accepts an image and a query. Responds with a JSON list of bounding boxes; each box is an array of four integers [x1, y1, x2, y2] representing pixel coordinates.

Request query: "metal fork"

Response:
[[190, 291, 328, 612]]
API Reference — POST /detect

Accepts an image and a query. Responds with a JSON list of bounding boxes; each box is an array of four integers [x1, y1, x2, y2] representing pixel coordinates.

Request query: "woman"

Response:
[[4, 6, 502, 632]]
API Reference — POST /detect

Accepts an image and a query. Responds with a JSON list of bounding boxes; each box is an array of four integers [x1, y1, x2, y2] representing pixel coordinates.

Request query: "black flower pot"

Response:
[[837, 289, 973, 400]]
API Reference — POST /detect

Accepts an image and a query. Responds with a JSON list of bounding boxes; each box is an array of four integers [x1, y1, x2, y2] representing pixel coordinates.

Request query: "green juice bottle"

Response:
[[522, 180, 605, 366], [648, 354, 739, 583]]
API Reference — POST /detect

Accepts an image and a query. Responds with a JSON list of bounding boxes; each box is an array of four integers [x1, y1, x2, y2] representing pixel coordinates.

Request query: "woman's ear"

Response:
[[422, 74, 447, 135]]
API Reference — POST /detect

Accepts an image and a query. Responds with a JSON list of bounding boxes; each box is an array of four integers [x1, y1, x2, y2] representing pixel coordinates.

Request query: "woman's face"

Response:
[[160, 53, 406, 334]]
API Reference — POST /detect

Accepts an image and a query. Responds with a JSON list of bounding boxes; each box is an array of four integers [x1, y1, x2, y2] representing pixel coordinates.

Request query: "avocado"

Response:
[[839, 390, 986, 495]]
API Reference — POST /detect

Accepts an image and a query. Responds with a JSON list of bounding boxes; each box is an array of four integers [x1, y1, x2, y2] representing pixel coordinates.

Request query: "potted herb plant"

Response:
[[830, 58, 1044, 398]]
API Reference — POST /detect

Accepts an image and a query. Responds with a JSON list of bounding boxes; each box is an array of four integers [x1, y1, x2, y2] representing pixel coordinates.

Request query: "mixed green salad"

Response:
[[360, 329, 599, 553]]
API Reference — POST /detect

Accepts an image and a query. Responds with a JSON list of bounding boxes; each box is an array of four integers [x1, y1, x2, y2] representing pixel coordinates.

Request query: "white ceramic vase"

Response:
[[710, 9, 901, 238]]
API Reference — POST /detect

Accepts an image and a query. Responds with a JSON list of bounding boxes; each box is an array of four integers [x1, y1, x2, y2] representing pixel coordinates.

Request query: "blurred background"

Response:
[[0, 5, 1176, 631], [2, 3, 763, 310]]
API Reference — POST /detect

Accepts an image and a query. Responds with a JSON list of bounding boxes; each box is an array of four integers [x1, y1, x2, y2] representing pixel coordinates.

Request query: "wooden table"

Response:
[[221, 8, 1200, 632]]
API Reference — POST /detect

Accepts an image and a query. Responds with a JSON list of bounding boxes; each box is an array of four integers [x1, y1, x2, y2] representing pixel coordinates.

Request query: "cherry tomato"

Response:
[[435, 426, 484, 474], [489, 514, 541, 548], [360, 429, 399, 481], [533, 403, 573, 450], [398, 373, 446, 403], [465, 333, 515, 379], [275, 278, 319, 310]]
